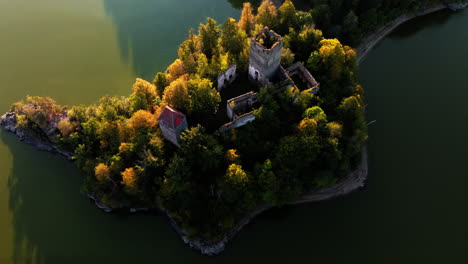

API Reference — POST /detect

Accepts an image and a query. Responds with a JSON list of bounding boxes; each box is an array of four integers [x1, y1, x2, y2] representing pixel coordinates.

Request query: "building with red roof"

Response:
[[158, 106, 188, 147]]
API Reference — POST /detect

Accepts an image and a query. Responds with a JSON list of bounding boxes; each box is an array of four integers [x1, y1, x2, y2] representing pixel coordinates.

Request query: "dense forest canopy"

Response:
[[231, 0, 463, 46], [7, 0, 372, 241]]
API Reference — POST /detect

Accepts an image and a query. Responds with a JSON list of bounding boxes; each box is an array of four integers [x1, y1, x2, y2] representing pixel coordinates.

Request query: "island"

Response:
[[1, 0, 466, 255]]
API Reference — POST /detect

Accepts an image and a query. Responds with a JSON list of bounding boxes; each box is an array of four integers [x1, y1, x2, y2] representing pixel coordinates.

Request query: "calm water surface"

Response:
[[0, 1, 467, 263]]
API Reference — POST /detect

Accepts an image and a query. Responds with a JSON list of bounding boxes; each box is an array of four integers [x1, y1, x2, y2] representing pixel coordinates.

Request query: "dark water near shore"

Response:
[[0, 1, 467, 263]]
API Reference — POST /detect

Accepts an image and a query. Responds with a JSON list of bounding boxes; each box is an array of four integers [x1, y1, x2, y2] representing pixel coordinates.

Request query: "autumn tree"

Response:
[[256, 0, 278, 29], [238, 2, 256, 36], [58, 120, 75, 138], [221, 164, 252, 205], [129, 78, 158, 113], [199, 18, 220, 60], [121, 167, 139, 195], [162, 77, 190, 112], [95, 163, 111, 182], [297, 118, 318, 136], [166, 59, 186, 83], [226, 149, 240, 164], [127, 110, 157, 135]]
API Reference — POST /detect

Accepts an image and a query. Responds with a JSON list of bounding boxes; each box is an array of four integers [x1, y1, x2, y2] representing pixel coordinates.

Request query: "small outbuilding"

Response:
[[158, 106, 188, 147]]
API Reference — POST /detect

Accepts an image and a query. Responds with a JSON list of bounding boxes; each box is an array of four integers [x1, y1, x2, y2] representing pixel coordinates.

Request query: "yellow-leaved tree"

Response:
[[95, 163, 110, 182], [121, 167, 138, 195], [162, 77, 190, 112], [238, 2, 256, 36], [256, 0, 278, 29], [127, 110, 157, 135]]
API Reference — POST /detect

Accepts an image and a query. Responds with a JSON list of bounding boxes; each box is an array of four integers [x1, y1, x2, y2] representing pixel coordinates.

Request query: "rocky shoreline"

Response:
[[356, 1, 468, 64]]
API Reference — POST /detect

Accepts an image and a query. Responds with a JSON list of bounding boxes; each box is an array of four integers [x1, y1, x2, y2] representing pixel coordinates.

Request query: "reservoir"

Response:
[[0, 1, 467, 263]]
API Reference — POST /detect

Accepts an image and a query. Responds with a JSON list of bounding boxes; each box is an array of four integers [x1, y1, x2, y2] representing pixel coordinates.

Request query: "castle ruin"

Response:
[[248, 27, 283, 86]]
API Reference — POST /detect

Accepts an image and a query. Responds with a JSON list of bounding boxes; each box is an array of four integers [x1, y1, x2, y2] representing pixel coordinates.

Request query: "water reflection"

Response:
[[102, 0, 239, 80]]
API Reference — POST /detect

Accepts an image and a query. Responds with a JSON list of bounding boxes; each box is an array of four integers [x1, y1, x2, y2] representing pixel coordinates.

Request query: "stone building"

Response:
[[158, 106, 188, 147], [248, 27, 283, 85]]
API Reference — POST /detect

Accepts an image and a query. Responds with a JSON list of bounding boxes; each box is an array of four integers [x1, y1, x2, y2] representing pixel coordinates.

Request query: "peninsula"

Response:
[[1, 0, 466, 255]]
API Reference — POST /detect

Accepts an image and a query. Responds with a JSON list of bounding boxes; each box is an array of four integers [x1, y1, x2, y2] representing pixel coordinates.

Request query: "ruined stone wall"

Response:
[[286, 62, 320, 94], [226, 92, 257, 121], [217, 64, 237, 91], [219, 113, 256, 133]]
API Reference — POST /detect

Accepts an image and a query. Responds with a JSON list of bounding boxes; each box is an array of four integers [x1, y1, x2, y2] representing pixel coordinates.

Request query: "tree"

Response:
[[199, 18, 220, 60], [179, 125, 223, 179], [311, 4, 332, 33], [225, 164, 248, 186], [286, 26, 323, 63], [166, 59, 186, 83], [297, 118, 318, 136], [95, 163, 111, 182], [196, 53, 209, 78], [129, 78, 158, 112], [281, 47, 295, 67], [153, 72, 168, 97], [226, 149, 240, 164], [342, 10, 361, 46], [221, 18, 248, 60], [304, 106, 327, 123], [178, 29, 202, 74], [221, 164, 250, 203], [187, 78, 221, 116], [327, 122, 343, 138], [126, 110, 157, 135], [58, 120, 75, 138], [162, 77, 190, 112], [318, 38, 346, 80], [278, 0, 297, 34], [238, 2, 256, 36], [257, 159, 280, 204], [256, 0, 278, 29], [121, 167, 138, 195], [160, 154, 191, 198]]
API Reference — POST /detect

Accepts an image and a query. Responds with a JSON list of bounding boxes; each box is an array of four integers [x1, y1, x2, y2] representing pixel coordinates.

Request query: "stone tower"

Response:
[[249, 27, 283, 84]]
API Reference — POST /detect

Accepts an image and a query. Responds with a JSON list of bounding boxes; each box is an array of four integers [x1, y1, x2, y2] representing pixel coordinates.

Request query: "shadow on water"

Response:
[[388, 9, 458, 39], [101, 0, 239, 80]]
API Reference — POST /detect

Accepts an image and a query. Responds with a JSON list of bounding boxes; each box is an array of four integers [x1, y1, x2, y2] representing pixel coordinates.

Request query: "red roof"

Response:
[[158, 106, 186, 129]]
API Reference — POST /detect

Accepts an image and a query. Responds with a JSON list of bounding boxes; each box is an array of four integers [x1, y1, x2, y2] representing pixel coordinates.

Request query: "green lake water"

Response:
[[0, 1, 467, 263]]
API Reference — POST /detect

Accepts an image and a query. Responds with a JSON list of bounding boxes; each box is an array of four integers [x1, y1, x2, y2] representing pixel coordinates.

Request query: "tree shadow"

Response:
[[101, 0, 239, 80], [2, 130, 193, 263]]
